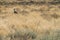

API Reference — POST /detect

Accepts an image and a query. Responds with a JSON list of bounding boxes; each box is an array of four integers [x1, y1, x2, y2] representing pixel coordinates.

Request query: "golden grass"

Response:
[[0, 4, 60, 40]]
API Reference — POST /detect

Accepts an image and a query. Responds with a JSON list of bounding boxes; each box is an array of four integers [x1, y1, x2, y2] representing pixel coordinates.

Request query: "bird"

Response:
[[14, 9, 18, 14]]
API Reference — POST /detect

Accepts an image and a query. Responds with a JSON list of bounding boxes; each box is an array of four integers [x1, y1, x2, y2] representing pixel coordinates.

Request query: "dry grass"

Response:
[[0, 4, 60, 40]]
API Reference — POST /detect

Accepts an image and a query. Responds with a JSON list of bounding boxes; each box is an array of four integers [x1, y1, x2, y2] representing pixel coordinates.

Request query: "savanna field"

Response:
[[0, 0, 60, 40]]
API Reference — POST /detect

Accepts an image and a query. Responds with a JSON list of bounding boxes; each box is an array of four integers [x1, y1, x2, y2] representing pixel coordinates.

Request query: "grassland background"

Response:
[[0, 0, 60, 2], [0, 0, 60, 40]]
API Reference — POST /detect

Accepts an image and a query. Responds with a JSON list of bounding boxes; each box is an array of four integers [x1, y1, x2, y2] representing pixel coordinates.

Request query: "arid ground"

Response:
[[0, 1, 60, 40]]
